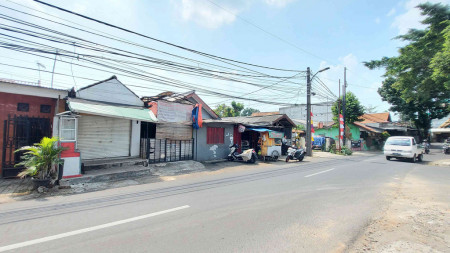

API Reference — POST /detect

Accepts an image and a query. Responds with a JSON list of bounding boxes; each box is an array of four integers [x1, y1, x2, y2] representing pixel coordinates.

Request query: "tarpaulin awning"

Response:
[[248, 128, 271, 132], [68, 100, 158, 122], [248, 128, 284, 138]]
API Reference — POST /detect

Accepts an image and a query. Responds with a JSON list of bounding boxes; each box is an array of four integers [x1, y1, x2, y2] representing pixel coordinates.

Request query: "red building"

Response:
[[0, 80, 68, 178]]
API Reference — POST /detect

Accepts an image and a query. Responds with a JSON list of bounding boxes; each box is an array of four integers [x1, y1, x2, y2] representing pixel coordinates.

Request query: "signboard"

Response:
[[158, 101, 193, 122], [268, 131, 284, 138]]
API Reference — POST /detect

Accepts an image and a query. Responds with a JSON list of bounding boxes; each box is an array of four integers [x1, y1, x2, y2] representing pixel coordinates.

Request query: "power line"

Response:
[[0, 1, 318, 107], [0, 12, 305, 89], [0, 62, 299, 106], [32, 0, 305, 73], [0, 2, 308, 86]]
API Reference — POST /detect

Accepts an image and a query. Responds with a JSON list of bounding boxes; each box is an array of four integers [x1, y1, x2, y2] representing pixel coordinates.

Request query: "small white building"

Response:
[[279, 102, 334, 125], [54, 76, 157, 178]]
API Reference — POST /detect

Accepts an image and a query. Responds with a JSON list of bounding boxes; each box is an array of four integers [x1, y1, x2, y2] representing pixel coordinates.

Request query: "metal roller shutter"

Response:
[[77, 115, 131, 160]]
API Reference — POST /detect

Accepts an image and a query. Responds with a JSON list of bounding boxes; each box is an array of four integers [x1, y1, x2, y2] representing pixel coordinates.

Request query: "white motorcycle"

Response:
[[227, 144, 257, 163], [285, 146, 306, 162]]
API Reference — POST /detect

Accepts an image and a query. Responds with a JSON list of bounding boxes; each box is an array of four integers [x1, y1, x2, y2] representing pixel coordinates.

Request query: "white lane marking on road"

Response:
[[0, 205, 190, 252], [304, 168, 335, 178]]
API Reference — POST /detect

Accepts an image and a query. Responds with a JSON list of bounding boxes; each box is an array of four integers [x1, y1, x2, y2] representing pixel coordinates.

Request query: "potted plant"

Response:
[[15, 137, 65, 188]]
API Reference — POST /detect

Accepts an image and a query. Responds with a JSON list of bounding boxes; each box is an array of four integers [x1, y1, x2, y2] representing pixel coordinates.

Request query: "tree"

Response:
[[364, 105, 378, 113], [214, 101, 244, 117], [331, 91, 365, 124], [364, 3, 450, 136], [241, 107, 260, 116]]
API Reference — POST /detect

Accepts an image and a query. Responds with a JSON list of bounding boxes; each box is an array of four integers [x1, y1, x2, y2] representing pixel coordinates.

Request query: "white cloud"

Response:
[[175, 0, 246, 29], [264, 0, 296, 8], [375, 17, 381, 24], [387, 8, 396, 17], [174, 0, 296, 29], [391, 0, 449, 35]]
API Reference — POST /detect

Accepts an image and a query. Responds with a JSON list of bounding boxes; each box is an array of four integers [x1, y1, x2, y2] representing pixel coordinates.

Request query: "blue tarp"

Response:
[[248, 128, 284, 138], [313, 136, 326, 146], [247, 128, 272, 132]]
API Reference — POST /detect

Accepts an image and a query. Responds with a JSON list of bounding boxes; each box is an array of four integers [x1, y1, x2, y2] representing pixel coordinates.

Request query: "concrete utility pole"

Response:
[[306, 67, 312, 156], [338, 79, 341, 152], [306, 66, 330, 156], [343, 67, 347, 146]]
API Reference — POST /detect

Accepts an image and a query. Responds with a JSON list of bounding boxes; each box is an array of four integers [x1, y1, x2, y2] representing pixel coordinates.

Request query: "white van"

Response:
[[384, 136, 424, 162]]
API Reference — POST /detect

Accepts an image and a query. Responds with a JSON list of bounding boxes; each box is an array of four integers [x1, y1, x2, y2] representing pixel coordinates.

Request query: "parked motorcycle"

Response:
[[227, 144, 257, 163], [423, 142, 430, 154], [285, 146, 306, 162], [443, 143, 450, 154]]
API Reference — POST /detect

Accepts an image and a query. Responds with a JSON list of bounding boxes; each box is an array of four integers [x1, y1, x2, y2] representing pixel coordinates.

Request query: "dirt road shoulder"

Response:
[[348, 166, 450, 252]]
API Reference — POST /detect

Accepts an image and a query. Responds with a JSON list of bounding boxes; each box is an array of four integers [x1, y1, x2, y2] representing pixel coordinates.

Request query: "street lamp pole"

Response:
[[306, 67, 312, 156], [306, 67, 330, 157]]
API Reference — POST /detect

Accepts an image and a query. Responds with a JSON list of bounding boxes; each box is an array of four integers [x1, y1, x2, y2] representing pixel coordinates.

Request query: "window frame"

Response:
[[17, 103, 29, 112], [40, 104, 52, 113], [206, 127, 225, 144], [59, 116, 77, 143]]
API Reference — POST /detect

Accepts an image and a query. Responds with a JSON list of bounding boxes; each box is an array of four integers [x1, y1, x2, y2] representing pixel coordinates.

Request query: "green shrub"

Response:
[[341, 146, 353, 156], [329, 144, 337, 154], [15, 137, 65, 179]]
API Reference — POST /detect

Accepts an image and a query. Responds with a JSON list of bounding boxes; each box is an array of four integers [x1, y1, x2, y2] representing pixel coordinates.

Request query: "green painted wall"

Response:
[[314, 124, 361, 141]]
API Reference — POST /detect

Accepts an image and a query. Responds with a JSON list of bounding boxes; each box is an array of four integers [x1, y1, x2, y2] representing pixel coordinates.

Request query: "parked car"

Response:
[[384, 136, 424, 162]]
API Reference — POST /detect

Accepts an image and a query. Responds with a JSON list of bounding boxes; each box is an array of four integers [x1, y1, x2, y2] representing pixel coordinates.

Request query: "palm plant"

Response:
[[15, 137, 65, 180]]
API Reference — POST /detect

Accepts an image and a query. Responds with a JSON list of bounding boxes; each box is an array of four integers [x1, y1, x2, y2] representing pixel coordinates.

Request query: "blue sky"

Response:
[[1, 0, 449, 115]]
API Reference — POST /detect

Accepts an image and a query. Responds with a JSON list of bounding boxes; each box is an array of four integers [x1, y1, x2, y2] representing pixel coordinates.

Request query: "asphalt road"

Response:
[[0, 152, 447, 253]]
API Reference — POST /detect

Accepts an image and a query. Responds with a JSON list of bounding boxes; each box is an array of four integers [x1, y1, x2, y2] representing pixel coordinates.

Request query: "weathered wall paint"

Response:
[[314, 124, 361, 141], [193, 123, 234, 161]]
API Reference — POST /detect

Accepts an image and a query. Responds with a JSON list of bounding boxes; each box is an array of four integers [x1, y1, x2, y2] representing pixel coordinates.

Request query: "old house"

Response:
[[141, 91, 219, 163], [197, 114, 295, 161], [430, 117, 450, 142], [54, 76, 157, 178], [0, 79, 68, 177]]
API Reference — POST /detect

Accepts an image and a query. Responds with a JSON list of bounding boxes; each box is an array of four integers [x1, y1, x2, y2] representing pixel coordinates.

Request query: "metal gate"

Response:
[[2, 115, 51, 178], [140, 138, 194, 164]]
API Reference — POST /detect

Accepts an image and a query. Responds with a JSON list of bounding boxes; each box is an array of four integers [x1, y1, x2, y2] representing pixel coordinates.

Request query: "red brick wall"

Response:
[[0, 92, 58, 173]]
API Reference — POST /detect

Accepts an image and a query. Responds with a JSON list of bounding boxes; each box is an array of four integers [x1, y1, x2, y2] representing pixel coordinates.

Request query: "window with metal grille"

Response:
[[17, 103, 29, 112], [207, 127, 224, 144], [40, 104, 51, 113]]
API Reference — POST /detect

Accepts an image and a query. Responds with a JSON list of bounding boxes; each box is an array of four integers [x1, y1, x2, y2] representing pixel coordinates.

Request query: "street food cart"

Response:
[[248, 128, 283, 161]]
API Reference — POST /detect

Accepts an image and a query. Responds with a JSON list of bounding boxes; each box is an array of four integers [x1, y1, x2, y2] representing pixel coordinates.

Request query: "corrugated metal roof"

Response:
[[439, 118, 450, 128], [68, 99, 157, 122], [250, 111, 279, 117], [359, 113, 391, 123], [204, 114, 295, 127]]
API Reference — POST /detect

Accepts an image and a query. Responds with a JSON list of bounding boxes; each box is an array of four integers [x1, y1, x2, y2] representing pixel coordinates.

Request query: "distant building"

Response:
[[279, 102, 333, 125]]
